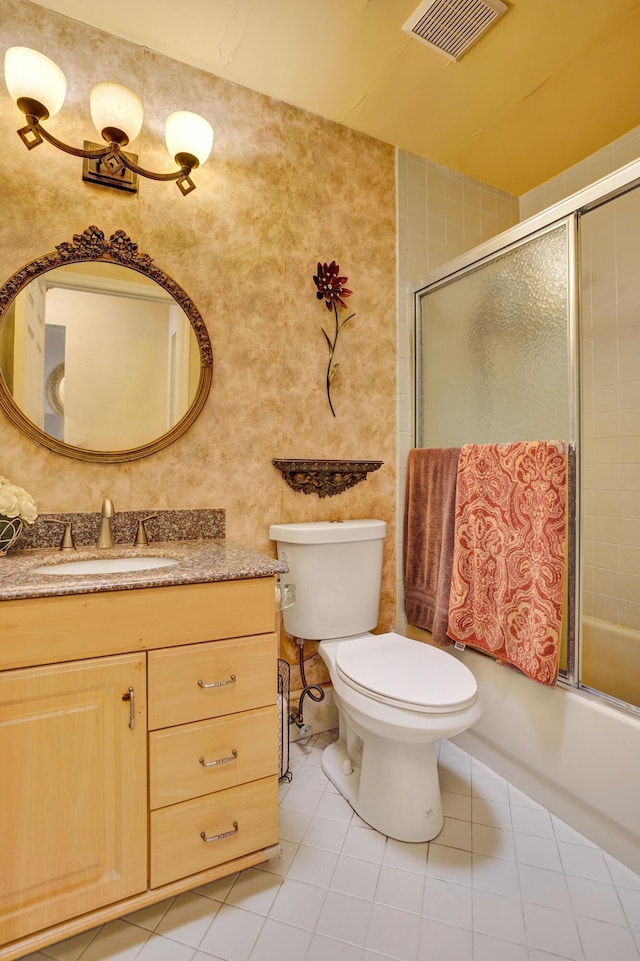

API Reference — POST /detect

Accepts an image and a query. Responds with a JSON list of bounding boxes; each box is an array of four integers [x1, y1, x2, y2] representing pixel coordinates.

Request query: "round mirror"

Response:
[[0, 226, 212, 462]]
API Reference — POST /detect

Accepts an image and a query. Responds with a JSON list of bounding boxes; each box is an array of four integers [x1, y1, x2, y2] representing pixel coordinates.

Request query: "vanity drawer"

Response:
[[149, 706, 278, 808], [148, 633, 277, 730], [150, 776, 278, 887]]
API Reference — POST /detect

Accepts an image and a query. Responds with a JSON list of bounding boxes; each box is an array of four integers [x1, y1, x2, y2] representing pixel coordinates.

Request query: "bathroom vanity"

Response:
[[0, 542, 284, 961]]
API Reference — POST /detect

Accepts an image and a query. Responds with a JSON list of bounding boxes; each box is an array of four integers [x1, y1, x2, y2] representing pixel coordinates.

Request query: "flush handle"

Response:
[[199, 749, 238, 768], [198, 674, 236, 690], [200, 821, 239, 843]]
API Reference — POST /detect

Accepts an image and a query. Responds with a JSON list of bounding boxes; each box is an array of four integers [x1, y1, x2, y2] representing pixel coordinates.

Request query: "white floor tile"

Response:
[[75, 920, 149, 961], [439, 767, 472, 796], [472, 775, 510, 804], [576, 915, 640, 961], [365, 902, 422, 960], [472, 888, 526, 943], [471, 796, 512, 830], [426, 843, 472, 885], [267, 877, 326, 930], [197, 903, 264, 961], [341, 823, 387, 862], [518, 863, 572, 911], [514, 833, 563, 872], [315, 889, 372, 946], [375, 863, 425, 913], [417, 916, 473, 960], [566, 874, 628, 925], [473, 932, 529, 961], [277, 807, 311, 843], [225, 869, 282, 916], [435, 816, 472, 851], [246, 918, 311, 961], [441, 790, 472, 820], [422, 876, 472, 927], [558, 841, 612, 882], [155, 892, 220, 947], [301, 814, 350, 852], [329, 853, 381, 899], [382, 837, 428, 874], [306, 933, 362, 960], [472, 853, 520, 898], [472, 823, 516, 861], [286, 843, 339, 887], [278, 784, 324, 816], [135, 933, 195, 961], [523, 902, 584, 960], [510, 805, 554, 839], [25, 733, 640, 961]]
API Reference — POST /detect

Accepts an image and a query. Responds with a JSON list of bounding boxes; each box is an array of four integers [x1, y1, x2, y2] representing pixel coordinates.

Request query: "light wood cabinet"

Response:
[[0, 576, 279, 961], [0, 654, 147, 944]]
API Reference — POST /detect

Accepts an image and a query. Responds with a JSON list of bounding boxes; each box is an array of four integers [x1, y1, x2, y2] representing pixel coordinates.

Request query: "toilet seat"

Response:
[[335, 632, 478, 715]]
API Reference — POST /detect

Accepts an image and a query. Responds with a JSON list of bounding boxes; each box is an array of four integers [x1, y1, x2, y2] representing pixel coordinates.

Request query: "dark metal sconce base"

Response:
[[82, 141, 139, 193]]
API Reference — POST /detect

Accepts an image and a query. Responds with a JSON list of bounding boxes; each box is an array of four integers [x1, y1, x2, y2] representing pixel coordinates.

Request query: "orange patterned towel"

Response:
[[447, 441, 568, 686]]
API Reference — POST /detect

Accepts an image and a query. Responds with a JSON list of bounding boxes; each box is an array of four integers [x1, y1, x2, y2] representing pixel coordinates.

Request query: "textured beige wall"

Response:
[[0, 0, 397, 630]]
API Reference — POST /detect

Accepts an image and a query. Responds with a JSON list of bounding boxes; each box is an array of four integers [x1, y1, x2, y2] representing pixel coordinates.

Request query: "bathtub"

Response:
[[582, 615, 640, 708], [448, 644, 640, 874]]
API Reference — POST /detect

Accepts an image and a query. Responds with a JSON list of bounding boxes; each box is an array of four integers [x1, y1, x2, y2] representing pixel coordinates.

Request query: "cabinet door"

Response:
[[0, 653, 147, 944]]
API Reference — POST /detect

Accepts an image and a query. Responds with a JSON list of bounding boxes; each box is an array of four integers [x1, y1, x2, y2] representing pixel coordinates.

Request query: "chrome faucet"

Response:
[[96, 498, 115, 549]]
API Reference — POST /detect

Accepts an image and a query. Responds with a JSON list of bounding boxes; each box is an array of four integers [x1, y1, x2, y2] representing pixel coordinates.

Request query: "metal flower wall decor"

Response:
[[313, 260, 355, 417]]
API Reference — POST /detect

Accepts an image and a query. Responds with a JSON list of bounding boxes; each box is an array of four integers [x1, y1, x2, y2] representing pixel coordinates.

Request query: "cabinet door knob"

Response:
[[199, 749, 238, 768], [122, 686, 135, 729], [197, 674, 236, 690], [200, 821, 239, 843]]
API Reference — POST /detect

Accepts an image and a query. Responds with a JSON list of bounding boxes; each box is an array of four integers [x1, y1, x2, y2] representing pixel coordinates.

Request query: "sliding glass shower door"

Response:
[[416, 219, 576, 678]]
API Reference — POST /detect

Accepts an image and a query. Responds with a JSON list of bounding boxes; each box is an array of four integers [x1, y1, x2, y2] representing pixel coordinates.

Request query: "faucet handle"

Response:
[[44, 519, 76, 551], [134, 514, 158, 547]]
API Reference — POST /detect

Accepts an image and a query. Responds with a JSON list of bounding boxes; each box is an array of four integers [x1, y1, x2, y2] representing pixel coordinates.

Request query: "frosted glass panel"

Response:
[[418, 224, 570, 446]]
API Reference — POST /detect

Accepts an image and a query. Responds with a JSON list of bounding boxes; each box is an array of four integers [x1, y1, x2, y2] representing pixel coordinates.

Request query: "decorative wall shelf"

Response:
[[272, 459, 383, 498]]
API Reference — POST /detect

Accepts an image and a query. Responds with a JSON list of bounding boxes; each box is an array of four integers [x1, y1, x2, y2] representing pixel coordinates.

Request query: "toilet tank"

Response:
[[268, 519, 387, 640]]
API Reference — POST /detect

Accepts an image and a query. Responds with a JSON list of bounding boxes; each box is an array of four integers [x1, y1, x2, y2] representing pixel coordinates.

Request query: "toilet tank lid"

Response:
[[269, 519, 387, 544]]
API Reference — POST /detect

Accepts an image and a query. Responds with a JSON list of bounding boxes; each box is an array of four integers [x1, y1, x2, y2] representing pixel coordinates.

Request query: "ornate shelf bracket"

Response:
[[272, 459, 383, 498]]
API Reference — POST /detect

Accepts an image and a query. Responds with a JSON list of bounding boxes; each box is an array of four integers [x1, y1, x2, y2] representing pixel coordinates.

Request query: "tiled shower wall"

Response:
[[581, 189, 640, 630], [523, 124, 640, 634], [395, 153, 519, 631], [397, 122, 640, 637]]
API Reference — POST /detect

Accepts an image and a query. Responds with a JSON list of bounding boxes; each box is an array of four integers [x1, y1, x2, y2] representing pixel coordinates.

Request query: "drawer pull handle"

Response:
[[200, 821, 239, 843], [199, 749, 238, 768], [198, 674, 237, 690], [122, 687, 135, 730]]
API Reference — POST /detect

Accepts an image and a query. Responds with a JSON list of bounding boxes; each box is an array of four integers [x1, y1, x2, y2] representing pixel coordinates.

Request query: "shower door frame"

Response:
[[412, 157, 640, 709]]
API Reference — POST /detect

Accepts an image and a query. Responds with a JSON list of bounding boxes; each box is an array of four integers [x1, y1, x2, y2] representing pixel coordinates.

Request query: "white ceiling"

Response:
[[31, 0, 640, 195]]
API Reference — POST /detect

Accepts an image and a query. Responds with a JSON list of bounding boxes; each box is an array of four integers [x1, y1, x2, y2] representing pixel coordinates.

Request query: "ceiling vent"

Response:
[[403, 0, 508, 61]]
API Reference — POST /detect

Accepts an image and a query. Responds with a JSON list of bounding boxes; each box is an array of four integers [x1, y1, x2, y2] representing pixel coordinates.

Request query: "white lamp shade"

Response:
[[4, 46, 67, 117], [165, 111, 213, 166], [90, 81, 144, 143]]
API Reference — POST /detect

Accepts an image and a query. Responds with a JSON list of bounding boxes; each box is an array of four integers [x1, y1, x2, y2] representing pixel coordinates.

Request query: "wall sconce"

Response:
[[4, 47, 214, 195]]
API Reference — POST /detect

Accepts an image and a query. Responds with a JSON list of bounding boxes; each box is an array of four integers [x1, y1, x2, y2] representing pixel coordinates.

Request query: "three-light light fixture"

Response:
[[4, 46, 214, 195]]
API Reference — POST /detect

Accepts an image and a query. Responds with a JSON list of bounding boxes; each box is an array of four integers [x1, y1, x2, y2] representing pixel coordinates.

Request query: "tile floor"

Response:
[[22, 732, 640, 961]]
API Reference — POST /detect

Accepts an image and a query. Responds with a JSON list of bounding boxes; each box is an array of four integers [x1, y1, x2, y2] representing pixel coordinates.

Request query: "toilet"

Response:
[[269, 518, 481, 843]]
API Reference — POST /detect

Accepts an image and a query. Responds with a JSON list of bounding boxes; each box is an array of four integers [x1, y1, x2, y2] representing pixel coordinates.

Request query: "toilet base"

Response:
[[321, 734, 444, 843]]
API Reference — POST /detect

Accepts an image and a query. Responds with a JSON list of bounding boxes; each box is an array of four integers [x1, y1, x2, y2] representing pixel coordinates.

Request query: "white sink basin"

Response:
[[32, 556, 179, 576]]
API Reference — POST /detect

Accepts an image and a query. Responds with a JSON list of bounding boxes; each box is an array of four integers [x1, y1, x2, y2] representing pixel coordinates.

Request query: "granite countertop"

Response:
[[0, 540, 288, 602]]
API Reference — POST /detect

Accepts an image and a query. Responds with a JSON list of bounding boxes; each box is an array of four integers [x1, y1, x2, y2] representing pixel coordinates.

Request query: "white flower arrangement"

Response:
[[0, 475, 38, 524]]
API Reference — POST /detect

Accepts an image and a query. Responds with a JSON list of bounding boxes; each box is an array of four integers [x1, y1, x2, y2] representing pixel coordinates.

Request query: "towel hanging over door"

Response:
[[447, 441, 568, 686]]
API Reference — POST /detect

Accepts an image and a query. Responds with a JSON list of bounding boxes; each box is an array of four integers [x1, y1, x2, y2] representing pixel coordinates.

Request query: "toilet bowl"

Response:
[[269, 519, 481, 843], [319, 632, 481, 841]]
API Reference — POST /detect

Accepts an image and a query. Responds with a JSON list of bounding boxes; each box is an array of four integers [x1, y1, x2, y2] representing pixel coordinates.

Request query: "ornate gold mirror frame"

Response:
[[0, 225, 213, 462]]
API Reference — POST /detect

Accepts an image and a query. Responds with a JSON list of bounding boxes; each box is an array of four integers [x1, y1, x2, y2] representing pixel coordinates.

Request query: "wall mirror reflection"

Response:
[[0, 227, 213, 462]]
